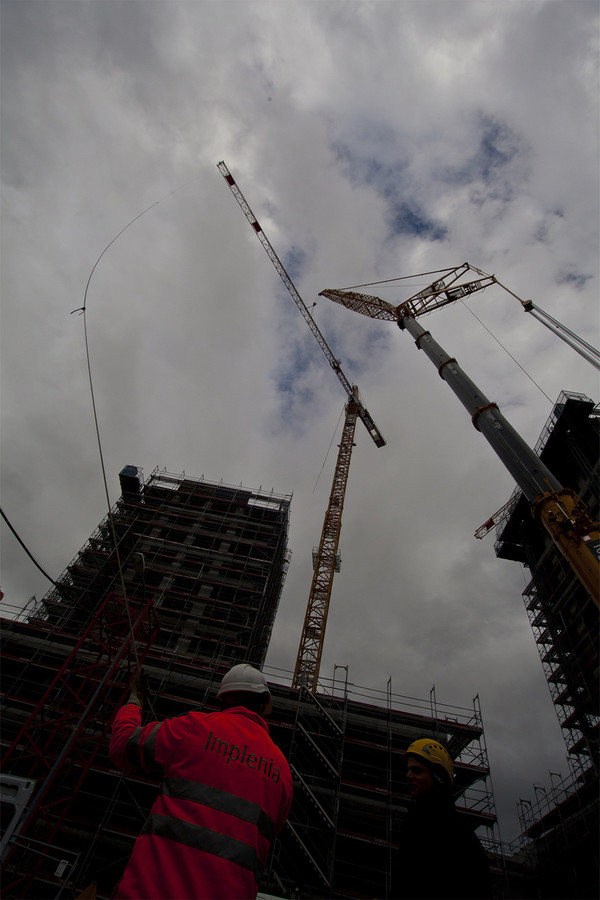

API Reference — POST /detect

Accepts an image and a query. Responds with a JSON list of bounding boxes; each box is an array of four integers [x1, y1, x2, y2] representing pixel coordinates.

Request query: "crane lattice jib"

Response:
[[320, 266, 495, 321], [217, 161, 385, 448], [323, 268, 600, 370], [321, 289, 398, 321], [292, 400, 359, 692], [403, 273, 496, 317]]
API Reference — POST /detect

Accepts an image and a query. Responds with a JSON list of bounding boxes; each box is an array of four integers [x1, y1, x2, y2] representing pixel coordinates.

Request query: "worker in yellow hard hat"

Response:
[[392, 738, 492, 899], [405, 737, 454, 795]]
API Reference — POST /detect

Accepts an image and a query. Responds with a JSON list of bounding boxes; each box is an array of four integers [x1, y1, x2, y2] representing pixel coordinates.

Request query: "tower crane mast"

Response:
[[218, 162, 385, 691], [294, 395, 359, 691]]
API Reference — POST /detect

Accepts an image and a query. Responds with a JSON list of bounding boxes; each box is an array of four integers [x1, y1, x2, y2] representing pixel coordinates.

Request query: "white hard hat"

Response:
[[216, 664, 271, 698]]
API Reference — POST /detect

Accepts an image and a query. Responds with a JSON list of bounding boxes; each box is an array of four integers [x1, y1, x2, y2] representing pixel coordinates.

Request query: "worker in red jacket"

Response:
[[109, 664, 293, 900]]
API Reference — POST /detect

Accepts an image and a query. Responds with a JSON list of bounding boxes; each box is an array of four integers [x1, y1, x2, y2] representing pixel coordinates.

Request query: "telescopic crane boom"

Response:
[[218, 162, 386, 691], [321, 282, 600, 607]]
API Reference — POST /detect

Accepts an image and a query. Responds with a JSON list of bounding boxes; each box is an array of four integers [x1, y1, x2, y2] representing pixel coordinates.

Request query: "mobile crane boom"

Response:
[[327, 262, 600, 370], [321, 284, 600, 607], [217, 161, 385, 448]]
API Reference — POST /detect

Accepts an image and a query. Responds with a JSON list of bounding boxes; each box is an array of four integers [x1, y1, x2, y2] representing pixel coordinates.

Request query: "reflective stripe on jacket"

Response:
[[109, 704, 293, 900]]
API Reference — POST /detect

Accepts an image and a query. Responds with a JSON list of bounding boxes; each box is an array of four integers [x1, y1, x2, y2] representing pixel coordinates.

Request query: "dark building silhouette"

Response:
[[495, 391, 599, 899]]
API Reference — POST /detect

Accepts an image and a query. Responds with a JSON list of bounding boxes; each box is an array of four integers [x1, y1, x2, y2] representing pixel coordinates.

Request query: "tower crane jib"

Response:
[[217, 161, 385, 448]]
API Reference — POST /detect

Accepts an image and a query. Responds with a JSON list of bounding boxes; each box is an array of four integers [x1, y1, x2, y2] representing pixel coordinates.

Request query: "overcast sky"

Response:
[[1, 0, 599, 844]]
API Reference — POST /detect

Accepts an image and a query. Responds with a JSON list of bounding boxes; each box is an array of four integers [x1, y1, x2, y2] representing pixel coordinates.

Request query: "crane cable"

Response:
[[71, 200, 165, 671], [459, 299, 554, 406], [339, 268, 456, 291], [312, 404, 346, 493], [0, 506, 62, 590], [69, 189, 186, 684]]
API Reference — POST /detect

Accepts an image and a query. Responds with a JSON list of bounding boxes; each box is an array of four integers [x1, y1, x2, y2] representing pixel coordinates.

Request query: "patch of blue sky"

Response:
[[533, 210, 565, 243], [271, 340, 323, 438], [364, 323, 392, 354], [332, 125, 407, 190], [439, 115, 527, 204], [283, 244, 307, 283], [332, 137, 446, 242], [389, 201, 447, 241], [477, 119, 521, 181], [272, 320, 388, 421], [333, 139, 390, 191], [342, 354, 370, 379], [275, 364, 309, 397], [345, 327, 392, 380], [556, 271, 593, 290], [274, 336, 322, 397]]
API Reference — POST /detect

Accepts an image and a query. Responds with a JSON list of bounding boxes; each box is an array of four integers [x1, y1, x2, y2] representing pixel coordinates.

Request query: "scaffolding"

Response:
[[493, 392, 599, 899], [2, 468, 498, 899], [262, 675, 498, 899], [1, 592, 159, 897], [33, 468, 292, 670], [1, 469, 293, 897], [512, 763, 599, 899], [495, 393, 600, 767], [1, 624, 498, 899]]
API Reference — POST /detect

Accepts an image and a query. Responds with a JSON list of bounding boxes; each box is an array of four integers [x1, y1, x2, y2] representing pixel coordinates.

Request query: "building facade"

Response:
[[495, 391, 599, 898]]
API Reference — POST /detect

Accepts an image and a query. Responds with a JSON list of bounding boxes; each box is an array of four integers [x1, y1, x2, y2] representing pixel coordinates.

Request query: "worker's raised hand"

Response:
[[128, 669, 148, 707]]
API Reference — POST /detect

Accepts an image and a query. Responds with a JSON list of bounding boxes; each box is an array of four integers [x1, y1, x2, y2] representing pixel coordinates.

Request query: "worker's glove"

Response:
[[128, 669, 148, 708]]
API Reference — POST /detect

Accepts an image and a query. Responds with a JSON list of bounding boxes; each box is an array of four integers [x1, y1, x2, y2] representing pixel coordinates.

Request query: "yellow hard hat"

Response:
[[405, 738, 454, 782]]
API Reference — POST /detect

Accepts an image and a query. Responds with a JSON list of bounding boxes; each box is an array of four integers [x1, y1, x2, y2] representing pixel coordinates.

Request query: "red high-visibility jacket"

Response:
[[109, 703, 293, 900]]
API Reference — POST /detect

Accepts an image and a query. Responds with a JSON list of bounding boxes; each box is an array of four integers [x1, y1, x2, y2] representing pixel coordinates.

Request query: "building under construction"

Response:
[[1, 466, 498, 899], [495, 391, 599, 899]]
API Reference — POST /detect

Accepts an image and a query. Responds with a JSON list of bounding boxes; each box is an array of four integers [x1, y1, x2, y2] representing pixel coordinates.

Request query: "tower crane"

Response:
[[218, 162, 385, 691], [320, 278, 600, 607]]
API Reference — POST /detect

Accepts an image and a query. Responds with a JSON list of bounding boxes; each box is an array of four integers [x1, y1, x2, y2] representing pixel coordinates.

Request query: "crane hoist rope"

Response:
[[218, 161, 385, 691]]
